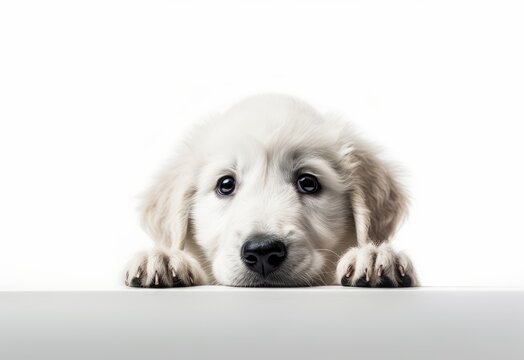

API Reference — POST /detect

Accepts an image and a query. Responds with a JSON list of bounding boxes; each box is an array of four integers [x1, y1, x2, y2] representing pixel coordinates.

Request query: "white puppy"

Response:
[[125, 95, 418, 288]]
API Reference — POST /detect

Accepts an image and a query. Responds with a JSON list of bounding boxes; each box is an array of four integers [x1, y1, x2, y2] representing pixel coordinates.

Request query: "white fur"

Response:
[[124, 94, 418, 287]]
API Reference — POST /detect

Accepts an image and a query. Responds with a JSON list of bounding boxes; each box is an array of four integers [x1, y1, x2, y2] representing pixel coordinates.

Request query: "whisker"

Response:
[[315, 248, 341, 257]]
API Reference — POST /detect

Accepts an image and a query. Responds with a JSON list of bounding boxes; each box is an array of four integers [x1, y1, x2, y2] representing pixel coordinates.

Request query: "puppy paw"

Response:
[[124, 249, 207, 288], [336, 243, 418, 287]]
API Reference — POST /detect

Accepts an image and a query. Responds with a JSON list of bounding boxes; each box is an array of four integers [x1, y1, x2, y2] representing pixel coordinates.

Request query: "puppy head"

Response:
[[140, 95, 407, 286]]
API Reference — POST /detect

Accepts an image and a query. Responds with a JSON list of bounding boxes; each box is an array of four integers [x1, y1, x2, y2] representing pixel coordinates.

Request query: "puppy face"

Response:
[[141, 95, 407, 286], [192, 140, 350, 286]]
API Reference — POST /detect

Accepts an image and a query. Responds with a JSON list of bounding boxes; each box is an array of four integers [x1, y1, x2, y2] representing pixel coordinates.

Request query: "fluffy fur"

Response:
[[124, 94, 418, 287]]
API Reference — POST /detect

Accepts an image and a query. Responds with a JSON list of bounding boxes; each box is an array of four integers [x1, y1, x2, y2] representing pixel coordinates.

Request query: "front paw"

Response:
[[124, 249, 207, 288], [336, 243, 418, 287]]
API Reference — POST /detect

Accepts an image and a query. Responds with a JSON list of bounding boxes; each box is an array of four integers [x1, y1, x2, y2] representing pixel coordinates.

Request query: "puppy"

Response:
[[124, 94, 418, 288]]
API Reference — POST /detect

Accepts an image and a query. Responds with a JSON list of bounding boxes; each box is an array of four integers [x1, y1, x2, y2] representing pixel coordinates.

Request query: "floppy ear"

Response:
[[343, 142, 408, 246], [140, 157, 196, 250]]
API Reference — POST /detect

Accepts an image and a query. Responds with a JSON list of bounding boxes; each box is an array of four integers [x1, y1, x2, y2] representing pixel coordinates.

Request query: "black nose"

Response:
[[241, 235, 287, 276]]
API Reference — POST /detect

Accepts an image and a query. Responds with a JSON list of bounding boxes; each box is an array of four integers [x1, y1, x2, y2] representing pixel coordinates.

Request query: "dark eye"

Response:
[[216, 175, 236, 196], [296, 174, 320, 194]]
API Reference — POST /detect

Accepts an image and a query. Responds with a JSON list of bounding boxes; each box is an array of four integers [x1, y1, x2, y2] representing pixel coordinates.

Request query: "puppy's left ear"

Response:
[[342, 141, 408, 246], [140, 156, 196, 250]]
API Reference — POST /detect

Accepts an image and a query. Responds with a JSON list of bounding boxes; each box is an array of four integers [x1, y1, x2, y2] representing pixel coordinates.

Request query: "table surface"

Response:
[[1, 287, 523, 360]]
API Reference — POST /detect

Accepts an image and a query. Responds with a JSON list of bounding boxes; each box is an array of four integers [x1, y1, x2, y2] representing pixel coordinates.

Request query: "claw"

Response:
[[171, 268, 178, 280], [345, 265, 353, 278], [135, 266, 142, 279], [125, 271, 129, 286], [399, 265, 406, 277], [377, 265, 383, 277], [154, 271, 160, 286], [365, 268, 370, 282], [188, 271, 194, 286]]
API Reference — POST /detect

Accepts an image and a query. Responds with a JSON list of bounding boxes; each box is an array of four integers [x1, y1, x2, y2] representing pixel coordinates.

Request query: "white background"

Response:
[[1, 0, 523, 289]]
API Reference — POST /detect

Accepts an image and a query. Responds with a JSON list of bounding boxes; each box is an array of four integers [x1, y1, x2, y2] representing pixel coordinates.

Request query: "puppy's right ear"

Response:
[[341, 139, 408, 246], [140, 156, 195, 250]]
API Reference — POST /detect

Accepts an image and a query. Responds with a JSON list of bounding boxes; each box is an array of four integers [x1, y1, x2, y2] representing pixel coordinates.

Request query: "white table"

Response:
[[1, 287, 523, 360]]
